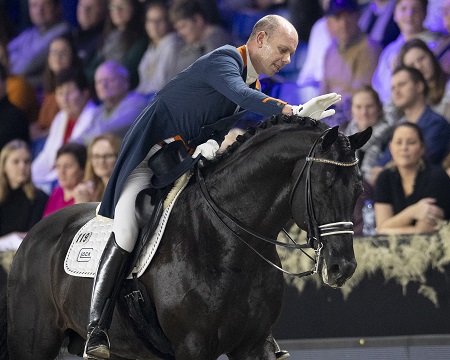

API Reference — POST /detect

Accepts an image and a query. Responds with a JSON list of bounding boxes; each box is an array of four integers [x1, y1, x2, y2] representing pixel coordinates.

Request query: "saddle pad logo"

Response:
[[76, 232, 92, 244], [77, 248, 93, 262]]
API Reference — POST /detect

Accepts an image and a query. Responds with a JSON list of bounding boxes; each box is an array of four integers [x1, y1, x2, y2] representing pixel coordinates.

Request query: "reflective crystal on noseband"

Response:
[[305, 157, 359, 167]]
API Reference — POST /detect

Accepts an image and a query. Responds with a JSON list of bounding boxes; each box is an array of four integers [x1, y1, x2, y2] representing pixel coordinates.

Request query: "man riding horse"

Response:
[[84, 14, 341, 360]]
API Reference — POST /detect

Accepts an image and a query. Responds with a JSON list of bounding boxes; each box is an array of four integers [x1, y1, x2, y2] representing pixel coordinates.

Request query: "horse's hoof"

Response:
[[275, 350, 290, 360]]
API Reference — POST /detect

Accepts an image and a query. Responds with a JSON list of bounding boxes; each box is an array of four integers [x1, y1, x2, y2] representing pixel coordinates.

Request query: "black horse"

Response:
[[1, 114, 371, 360]]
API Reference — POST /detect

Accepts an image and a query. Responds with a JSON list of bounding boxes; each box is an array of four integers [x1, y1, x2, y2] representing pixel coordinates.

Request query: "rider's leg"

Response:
[[84, 163, 152, 359]]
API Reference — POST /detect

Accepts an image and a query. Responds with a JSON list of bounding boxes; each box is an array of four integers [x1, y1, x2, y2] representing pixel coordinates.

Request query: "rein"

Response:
[[196, 128, 359, 278], [197, 165, 317, 278]]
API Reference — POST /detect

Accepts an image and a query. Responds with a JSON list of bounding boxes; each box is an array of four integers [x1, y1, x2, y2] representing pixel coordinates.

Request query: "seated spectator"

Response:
[[374, 122, 450, 234], [359, 0, 400, 48], [344, 85, 391, 173], [0, 140, 49, 251], [72, 0, 108, 67], [33, 34, 84, 136], [43, 142, 86, 217], [399, 38, 450, 121], [0, 42, 40, 123], [296, 0, 333, 97], [321, 0, 382, 127], [32, 68, 97, 190], [86, 61, 147, 141], [372, 0, 440, 105], [135, 0, 181, 96], [7, 0, 70, 88], [169, 0, 233, 75], [432, 0, 450, 76], [74, 134, 121, 203], [84, 0, 147, 89], [0, 63, 29, 150], [344, 86, 390, 235], [368, 66, 450, 185]]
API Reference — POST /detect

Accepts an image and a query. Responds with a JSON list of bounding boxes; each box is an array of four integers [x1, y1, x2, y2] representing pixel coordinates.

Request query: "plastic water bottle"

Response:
[[362, 200, 376, 236]]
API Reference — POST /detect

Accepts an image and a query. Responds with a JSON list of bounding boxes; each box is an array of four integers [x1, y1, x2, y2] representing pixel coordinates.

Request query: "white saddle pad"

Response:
[[64, 173, 191, 279]]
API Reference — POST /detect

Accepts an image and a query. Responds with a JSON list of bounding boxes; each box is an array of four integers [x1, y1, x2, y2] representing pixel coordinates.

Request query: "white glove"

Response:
[[292, 93, 342, 120], [192, 139, 219, 160]]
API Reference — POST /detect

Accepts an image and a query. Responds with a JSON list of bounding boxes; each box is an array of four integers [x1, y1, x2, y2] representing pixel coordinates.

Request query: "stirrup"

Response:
[[83, 326, 110, 359], [275, 350, 290, 360]]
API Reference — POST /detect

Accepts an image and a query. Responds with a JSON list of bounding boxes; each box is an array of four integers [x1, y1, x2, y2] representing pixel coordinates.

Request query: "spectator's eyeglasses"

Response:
[[91, 154, 117, 161]]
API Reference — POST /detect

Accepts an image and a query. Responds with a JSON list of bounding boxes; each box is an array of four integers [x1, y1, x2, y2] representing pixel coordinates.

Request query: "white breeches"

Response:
[[112, 160, 153, 252]]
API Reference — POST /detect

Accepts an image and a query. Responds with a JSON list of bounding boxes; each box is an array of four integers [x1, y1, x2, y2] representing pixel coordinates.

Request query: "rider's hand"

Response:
[[192, 139, 219, 160], [292, 93, 341, 120]]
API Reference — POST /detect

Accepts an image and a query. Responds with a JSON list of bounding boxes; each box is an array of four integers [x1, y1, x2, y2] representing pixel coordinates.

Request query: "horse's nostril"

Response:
[[328, 260, 356, 281], [329, 263, 341, 276]]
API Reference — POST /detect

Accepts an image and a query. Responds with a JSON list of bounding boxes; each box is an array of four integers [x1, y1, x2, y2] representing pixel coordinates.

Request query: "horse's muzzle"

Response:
[[321, 257, 357, 288]]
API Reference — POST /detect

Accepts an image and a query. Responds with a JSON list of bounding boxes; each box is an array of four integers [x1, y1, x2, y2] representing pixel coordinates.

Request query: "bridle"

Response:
[[289, 128, 359, 250], [197, 128, 359, 278]]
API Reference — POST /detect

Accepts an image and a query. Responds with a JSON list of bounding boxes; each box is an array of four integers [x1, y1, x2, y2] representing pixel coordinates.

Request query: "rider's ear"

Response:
[[321, 126, 339, 152], [348, 126, 372, 150]]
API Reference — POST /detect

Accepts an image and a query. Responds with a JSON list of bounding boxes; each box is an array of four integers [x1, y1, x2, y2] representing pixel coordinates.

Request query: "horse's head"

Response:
[[290, 125, 372, 287], [201, 115, 371, 287]]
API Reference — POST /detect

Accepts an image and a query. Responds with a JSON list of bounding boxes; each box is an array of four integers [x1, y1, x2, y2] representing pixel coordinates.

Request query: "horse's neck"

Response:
[[204, 128, 316, 235]]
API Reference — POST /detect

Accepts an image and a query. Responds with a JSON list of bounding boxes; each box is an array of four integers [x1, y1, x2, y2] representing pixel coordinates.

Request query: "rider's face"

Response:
[[252, 25, 298, 76]]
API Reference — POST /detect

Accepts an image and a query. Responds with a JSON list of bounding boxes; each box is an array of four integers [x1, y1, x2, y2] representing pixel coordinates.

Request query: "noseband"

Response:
[[197, 128, 359, 278]]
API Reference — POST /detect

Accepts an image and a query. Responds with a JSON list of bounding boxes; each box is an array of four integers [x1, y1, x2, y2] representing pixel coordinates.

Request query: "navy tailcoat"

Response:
[[99, 45, 287, 218]]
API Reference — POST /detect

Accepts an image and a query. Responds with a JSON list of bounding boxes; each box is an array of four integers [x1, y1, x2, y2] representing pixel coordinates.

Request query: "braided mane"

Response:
[[209, 114, 321, 165]]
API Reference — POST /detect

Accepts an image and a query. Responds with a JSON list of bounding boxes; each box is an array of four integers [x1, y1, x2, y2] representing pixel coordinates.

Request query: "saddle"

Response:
[[119, 141, 201, 360]]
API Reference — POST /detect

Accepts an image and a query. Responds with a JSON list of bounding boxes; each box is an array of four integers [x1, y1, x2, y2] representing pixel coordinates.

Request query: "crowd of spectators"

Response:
[[0, 0, 449, 246]]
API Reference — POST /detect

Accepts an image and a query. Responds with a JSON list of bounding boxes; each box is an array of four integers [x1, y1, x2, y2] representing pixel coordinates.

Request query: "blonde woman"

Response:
[[74, 134, 121, 203], [0, 140, 48, 250]]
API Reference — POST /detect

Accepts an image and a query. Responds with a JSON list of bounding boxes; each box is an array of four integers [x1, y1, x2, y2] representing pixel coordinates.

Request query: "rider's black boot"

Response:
[[83, 232, 130, 359]]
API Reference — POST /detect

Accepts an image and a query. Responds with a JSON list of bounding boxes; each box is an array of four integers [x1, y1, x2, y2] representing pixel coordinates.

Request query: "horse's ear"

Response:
[[321, 126, 339, 152], [348, 126, 373, 150]]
